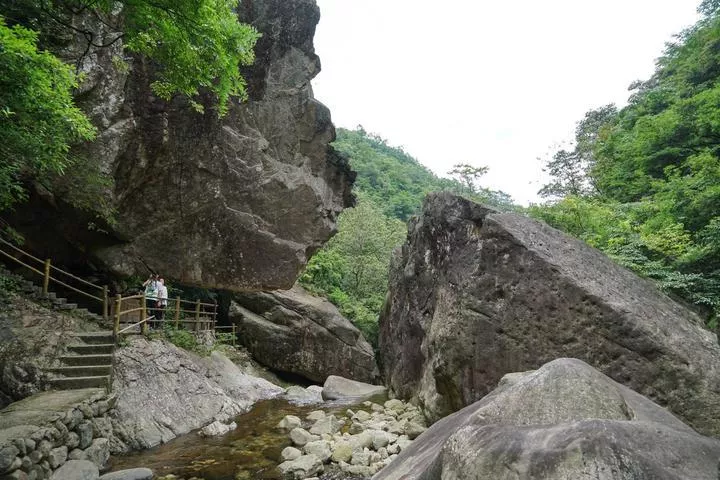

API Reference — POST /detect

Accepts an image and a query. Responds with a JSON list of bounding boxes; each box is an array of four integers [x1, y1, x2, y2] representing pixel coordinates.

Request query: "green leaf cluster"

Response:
[[119, 0, 260, 115], [534, 4, 720, 326], [0, 16, 96, 210]]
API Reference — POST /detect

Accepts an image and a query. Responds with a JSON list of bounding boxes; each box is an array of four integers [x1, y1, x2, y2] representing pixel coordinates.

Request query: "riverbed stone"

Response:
[[305, 411, 325, 422], [276, 415, 302, 431], [371, 431, 389, 450], [200, 421, 236, 437], [281, 446, 302, 462], [322, 376, 386, 401], [308, 415, 341, 435], [331, 442, 353, 463], [303, 440, 332, 463], [278, 454, 323, 480], [98, 468, 154, 480], [289, 428, 318, 447], [283, 386, 323, 406], [47, 446, 67, 469], [50, 460, 98, 480]]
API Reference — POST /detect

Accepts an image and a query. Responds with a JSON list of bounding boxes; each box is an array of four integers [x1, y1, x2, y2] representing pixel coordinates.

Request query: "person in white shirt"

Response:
[[156, 278, 169, 327]]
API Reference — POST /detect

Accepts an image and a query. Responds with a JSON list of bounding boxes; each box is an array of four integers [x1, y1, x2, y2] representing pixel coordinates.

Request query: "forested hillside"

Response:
[[301, 128, 517, 345], [531, 1, 720, 327]]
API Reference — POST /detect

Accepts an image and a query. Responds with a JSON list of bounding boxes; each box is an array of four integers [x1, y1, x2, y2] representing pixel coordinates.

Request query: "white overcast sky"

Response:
[[311, 1, 701, 205]]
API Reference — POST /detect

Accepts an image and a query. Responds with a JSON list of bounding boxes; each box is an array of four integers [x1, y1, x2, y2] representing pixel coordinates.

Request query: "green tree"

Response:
[[2, 0, 260, 115], [447, 163, 489, 196], [0, 17, 96, 210]]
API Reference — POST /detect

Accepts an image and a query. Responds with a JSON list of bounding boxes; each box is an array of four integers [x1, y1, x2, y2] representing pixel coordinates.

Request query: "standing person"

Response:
[[142, 274, 159, 327], [157, 278, 168, 328]]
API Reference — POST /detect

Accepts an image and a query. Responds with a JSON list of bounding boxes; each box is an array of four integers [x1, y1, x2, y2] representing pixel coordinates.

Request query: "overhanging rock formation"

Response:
[[379, 192, 720, 437], [10, 0, 353, 291]]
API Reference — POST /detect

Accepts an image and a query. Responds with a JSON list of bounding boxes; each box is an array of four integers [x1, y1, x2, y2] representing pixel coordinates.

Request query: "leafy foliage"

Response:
[[119, 0, 260, 115], [301, 194, 406, 347], [534, 5, 720, 326], [0, 17, 96, 210]]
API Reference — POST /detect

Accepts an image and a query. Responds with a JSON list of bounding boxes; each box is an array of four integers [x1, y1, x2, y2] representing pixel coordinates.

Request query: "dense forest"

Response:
[[531, 0, 720, 328], [305, 1, 720, 344]]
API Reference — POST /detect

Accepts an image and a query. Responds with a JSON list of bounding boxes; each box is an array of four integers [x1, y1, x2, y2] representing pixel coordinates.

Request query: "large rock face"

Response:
[[9, 0, 353, 291], [229, 284, 379, 383], [379, 192, 720, 436], [374, 358, 720, 480], [110, 337, 283, 451]]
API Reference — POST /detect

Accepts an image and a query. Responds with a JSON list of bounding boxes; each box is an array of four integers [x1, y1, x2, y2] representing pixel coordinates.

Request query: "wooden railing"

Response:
[[0, 237, 109, 320], [112, 294, 218, 340], [0, 237, 231, 347]]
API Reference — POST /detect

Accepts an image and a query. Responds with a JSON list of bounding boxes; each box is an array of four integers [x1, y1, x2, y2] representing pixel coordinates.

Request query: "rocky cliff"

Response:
[[8, 0, 353, 291], [379, 192, 720, 437]]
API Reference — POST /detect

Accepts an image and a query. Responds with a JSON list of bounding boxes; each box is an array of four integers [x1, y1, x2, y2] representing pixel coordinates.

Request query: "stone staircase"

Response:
[[48, 331, 114, 390], [0, 264, 105, 323], [0, 264, 114, 390]]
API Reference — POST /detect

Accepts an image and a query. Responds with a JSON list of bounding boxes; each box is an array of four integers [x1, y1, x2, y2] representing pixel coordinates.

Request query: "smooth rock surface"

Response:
[[111, 338, 283, 451], [283, 386, 323, 405], [379, 192, 720, 435], [50, 459, 99, 480], [10, 0, 354, 292], [373, 358, 720, 480], [230, 284, 378, 383], [322, 376, 386, 401], [199, 420, 237, 437], [99, 468, 153, 480]]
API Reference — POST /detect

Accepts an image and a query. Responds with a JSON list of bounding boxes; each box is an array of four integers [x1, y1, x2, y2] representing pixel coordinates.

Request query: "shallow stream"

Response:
[[107, 397, 378, 480]]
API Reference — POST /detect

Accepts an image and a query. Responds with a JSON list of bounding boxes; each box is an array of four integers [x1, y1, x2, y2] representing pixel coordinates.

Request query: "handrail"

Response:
[[118, 315, 155, 335], [0, 237, 109, 320]]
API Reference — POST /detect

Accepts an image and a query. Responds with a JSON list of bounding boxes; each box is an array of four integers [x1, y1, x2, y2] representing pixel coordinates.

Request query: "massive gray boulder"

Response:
[[110, 337, 283, 451], [9, 0, 353, 291], [230, 284, 379, 383], [374, 358, 720, 480], [379, 192, 720, 436]]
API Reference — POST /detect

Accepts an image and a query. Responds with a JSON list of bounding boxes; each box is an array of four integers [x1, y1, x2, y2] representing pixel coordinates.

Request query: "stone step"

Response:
[[48, 365, 112, 377], [57, 303, 78, 310], [75, 332, 115, 345], [67, 344, 114, 355], [51, 297, 66, 306], [74, 308, 89, 317], [49, 376, 109, 390], [60, 354, 113, 366]]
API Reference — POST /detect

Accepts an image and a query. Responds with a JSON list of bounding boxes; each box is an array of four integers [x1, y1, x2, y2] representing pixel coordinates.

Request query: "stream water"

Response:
[[107, 397, 380, 480]]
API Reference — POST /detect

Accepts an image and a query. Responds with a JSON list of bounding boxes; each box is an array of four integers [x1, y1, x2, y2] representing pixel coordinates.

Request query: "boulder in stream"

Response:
[[230, 284, 378, 383], [321, 376, 386, 401], [374, 358, 720, 480]]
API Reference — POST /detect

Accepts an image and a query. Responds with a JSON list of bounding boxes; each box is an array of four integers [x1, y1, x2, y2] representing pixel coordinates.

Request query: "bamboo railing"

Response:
[[0, 237, 109, 320]]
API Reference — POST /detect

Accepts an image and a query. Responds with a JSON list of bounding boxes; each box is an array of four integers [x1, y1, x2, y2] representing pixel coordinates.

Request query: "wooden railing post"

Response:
[[195, 299, 201, 331], [174, 297, 181, 329], [141, 294, 148, 335], [213, 300, 218, 332], [232, 324, 236, 347], [102, 285, 109, 322], [42, 259, 51, 295], [113, 295, 121, 342]]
